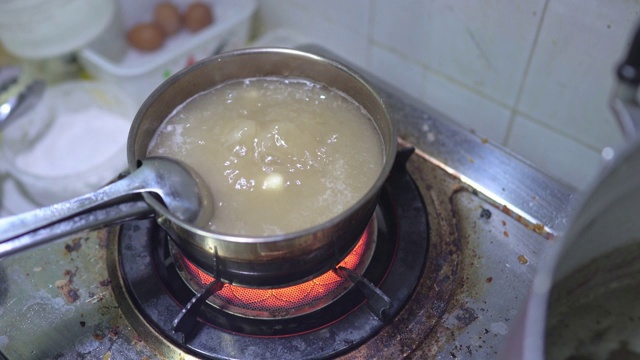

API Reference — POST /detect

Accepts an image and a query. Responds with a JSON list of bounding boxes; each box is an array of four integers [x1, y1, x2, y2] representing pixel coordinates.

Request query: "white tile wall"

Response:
[[421, 72, 512, 143], [507, 115, 602, 189], [369, 46, 426, 99], [372, 0, 545, 107], [517, 0, 637, 150], [255, 0, 371, 65], [254, 0, 640, 190]]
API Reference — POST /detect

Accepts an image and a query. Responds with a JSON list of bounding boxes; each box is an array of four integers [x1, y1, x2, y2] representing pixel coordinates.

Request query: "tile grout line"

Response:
[[502, 0, 551, 146], [369, 37, 603, 152], [365, 2, 606, 155], [370, 39, 515, 111], [512, 111, 604, 153]]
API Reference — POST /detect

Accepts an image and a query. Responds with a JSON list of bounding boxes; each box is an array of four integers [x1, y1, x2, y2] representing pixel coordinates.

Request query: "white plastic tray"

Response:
[[78, 0, 256, 105]]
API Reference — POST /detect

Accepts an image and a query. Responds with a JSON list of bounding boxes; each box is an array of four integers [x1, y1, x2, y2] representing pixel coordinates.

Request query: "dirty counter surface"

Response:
[[0, 46, 575, 359]]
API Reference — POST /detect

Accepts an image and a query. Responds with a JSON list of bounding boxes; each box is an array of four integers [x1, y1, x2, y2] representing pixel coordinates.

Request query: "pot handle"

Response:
[[617, 21, 640, 84], [0, 170, 156, 258], [611, 21, 640, 140]]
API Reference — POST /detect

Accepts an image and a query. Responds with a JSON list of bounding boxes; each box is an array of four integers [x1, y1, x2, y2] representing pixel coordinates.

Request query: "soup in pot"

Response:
[[147, 77, 384, 236]]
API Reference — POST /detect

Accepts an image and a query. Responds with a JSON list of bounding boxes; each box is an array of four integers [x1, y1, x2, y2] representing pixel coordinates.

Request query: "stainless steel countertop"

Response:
[[0, 45, 579, 360], [302, 44, 576, 235]]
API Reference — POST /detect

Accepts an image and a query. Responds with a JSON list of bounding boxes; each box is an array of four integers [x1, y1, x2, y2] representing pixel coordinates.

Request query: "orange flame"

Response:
[[180, 229, 370, 311]]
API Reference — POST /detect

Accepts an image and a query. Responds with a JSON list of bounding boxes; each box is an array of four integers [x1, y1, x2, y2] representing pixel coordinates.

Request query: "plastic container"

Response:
[[0, 0, 116, 59], [2, 80, 137, 206], [78, 0, 257, 106]]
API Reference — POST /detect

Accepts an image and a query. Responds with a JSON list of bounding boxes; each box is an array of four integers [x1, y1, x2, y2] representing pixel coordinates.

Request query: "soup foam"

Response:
[[147, 77, 384, 236]]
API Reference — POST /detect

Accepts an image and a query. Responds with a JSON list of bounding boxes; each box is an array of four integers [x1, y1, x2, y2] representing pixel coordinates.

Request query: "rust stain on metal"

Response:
[[56, 267, 80, 303], [55, 280, 80, 304], [64, 237, 83, 253], [487, 198, 556, 239], [63, 268, 77, 281], [531, 223, 545, 235], [454, 306, 479, 327], [412, 187, 505, 359], [109, 324, 120, 338], [339, 154, 463, 359], [96, 228, 110, 248]]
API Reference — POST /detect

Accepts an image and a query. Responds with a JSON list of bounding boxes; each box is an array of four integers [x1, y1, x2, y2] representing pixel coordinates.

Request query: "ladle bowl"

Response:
[[0, 156, 211, 257]]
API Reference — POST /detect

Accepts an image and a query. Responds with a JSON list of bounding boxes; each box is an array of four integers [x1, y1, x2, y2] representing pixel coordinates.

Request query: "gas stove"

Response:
[[0, 46, 575, 359]]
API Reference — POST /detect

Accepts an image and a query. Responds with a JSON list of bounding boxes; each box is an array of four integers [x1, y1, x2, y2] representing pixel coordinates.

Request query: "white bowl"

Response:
[[0, 0, 116, 59], [2, 80, 136, 206]]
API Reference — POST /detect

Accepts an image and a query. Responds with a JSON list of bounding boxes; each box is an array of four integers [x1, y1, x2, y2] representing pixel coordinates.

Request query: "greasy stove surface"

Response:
[[0, 47, 575, 359]]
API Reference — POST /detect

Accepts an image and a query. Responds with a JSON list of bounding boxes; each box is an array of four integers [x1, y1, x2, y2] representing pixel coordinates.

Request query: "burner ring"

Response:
[[106, 152, 429, 359], [170, 217, 378, 320]]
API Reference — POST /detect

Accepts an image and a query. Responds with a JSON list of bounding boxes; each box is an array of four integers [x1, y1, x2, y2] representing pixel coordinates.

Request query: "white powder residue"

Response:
[[490, 321, 509, 335], [15, 107, 130, 177]]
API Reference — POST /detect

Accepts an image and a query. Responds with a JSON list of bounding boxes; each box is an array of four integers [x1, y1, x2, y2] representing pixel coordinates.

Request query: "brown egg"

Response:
[[154, 2, 182, 35], [183, 2, 214, 32], [127, 23, 165, 51]]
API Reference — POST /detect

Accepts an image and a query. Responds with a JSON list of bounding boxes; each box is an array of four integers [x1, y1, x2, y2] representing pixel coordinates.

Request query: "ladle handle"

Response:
[[618, 21, 640, 84], [0, 166, 158, 257], [611, 21, 640, 140]]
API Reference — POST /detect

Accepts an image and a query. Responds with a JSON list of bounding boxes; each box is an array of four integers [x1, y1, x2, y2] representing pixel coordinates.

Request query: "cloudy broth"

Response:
[[147, 77, 384, 236]]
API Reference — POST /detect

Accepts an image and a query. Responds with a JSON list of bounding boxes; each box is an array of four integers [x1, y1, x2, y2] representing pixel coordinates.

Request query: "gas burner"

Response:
[[169, 217, 377, 320], [163, 216, 380, 340], [106, 147, 429, 359], [0, 47, 575, 360]]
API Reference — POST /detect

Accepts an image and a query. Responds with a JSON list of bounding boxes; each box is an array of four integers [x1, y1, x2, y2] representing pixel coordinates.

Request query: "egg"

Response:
[[183, 2, 214, 32], [127, 23, 165, 51], [154, 2, 182, 35]]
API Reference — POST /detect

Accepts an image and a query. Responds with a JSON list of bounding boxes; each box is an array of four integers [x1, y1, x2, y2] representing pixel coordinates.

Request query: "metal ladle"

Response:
[[0, 66, 45, 131], [0, 157, 213, 257]]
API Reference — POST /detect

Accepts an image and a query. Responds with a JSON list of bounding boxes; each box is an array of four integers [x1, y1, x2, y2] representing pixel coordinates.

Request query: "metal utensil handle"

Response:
[[618, 22, 640, 84], [0, 66, 20, 92], [612, 21, 640, 140], [0, 165, 158, 255], [0, 80, 46, 130], [0, 198, 152, 259]]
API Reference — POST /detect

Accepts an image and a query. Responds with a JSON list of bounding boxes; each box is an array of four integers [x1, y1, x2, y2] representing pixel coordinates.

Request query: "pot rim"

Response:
[[129, 47, 397, 245]]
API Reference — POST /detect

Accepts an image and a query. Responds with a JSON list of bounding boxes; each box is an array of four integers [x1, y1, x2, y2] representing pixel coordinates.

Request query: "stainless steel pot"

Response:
[[503, 137, 640, 360], [503, 22, 640, 360], [0, 48, 396, 288], [131, 47, 396, 287]]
